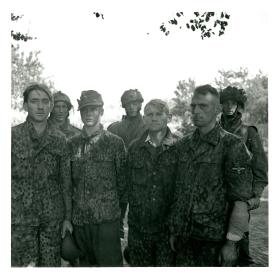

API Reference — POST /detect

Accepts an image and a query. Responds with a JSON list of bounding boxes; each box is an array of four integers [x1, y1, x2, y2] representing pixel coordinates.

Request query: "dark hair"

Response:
[[194, 84, 219, 98], [23, 83, 53, 103]]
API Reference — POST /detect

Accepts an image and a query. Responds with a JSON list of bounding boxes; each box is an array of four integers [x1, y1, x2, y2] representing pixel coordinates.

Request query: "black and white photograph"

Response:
[[2, 0, 276, 274]]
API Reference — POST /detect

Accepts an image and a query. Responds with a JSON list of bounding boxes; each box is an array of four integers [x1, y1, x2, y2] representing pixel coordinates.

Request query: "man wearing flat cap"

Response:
[[108, 89, 147, 240], [219, 86, 268, 266], [48, 91, 81, 140], [11, 83, 73, 266], [127, 99, 180, 266], [68, 90, 127, 266]]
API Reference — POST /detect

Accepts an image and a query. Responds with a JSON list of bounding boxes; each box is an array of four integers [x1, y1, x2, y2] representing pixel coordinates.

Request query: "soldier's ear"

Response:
[[23, 102, 28, 112], [167, 113, 172, 123], [100, 107, 104, 116], [50, 101, 54, 112]]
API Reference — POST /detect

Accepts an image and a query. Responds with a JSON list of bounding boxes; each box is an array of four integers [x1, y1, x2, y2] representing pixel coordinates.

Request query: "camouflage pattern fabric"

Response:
[[11, 117, 72, 266], [68, 125, 127, 225], [127, 128, 179, 234], [220, 112, 268, 267], [107, 114, 147, 148], [169, 124, 253, 242], [220, 112, 268, 197], [127, 128, 179, 266], [127, 227, 175, 266], [11, 221, 61, 267], [48, 118, 81, 140]]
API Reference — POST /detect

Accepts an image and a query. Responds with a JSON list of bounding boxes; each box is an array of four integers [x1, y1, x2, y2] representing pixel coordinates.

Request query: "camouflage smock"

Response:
[[48, 117, 81, 140], [11, 117, 72, 226], [220, 112, 268, 197], [107, 113, 147, 148], [68, 126, 127, 225], [169, 124, 253, 241], [127, 128, 179, 234]]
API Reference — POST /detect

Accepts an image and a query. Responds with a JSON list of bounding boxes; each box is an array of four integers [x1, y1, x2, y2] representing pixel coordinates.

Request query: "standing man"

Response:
[[127, 99, 179, 266], [48, 91, 81, 139], [11, 83, 73, 267], [107, 89, 146, 239], [68, 90, 127, 266], [169, 85, 253, 267], [220, 86, 268, 266]]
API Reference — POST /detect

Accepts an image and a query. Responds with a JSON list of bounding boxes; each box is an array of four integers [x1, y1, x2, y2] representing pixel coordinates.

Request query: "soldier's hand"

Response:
[[247, 197, 261, 210], [61, 219, 73, 238], [169, 235, 177, 252], [218, 240, 238, 267]]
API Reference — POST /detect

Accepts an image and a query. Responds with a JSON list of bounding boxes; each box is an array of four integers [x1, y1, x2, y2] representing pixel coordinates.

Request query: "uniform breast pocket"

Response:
[[131, 160, 147, 185]]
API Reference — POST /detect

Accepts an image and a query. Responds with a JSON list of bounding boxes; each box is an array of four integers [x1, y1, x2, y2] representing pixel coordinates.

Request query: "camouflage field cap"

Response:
[[121, 89, 144, 107], [77, 90, 104, 111], [53, 91, 73, 110], [220, 86, 247, 108]]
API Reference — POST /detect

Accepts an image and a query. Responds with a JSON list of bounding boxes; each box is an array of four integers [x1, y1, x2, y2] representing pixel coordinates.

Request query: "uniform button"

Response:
[[153, 171, 156, 175], [152, 198, 156, 201], [153, 185, 156, 188]]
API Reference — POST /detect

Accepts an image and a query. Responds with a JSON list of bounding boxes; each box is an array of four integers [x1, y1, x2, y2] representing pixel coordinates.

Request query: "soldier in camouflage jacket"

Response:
[[169, 85, 253, 266], [107, 89, 147, 238], [48, 91, 81, 139], [11, 84, 72, 267], [68, 90, 126, 266], [127, 99, 180, 266], [220, 86, 268, 266]]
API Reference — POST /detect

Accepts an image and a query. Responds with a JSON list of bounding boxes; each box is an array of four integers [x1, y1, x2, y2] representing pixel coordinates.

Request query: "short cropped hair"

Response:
[[193, 84, 219, 98], [23, 83, 53, 103], [144, 99, 170, 115]]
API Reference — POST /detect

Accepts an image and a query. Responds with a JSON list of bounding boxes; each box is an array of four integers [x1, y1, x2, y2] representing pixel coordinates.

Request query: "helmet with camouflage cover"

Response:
[[53, 91, 73, 110], [220, 86, 247, 109], [121, 89, 144, 108]]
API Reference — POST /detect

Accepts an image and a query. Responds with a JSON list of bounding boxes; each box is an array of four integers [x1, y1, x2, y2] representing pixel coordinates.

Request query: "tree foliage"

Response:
[[214, 68, 268, 125], [160, 12, 230, 39], [11, 45, 55, 111], [11, 13, 36, 43], [171, 69, 268, 136]]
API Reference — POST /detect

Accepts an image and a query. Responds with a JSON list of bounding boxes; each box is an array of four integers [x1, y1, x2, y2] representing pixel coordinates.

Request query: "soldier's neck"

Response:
[[32, 120, 48, 136], [84, 123, 101, 137], [198, 120, 216, 136], [148, 127, 167, 147]]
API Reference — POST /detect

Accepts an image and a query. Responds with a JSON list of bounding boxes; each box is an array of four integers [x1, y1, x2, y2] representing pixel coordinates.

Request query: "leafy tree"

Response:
[[160, 12, 230, 39], [170, 79, 196, 135], [214, 68, 268, 125], [11, 45, 55, 111], [11, 13, 36, 43]]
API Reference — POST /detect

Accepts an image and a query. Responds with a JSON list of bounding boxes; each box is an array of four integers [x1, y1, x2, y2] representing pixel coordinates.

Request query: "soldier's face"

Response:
[[80, 105, 103, 127], [52, 101, 69, 122], [23, 89, 52, 123], [144, 105, 170, 132], [124, 101, 142, 117], [191, 92, 219, 128], [222, 100, 238, 116]]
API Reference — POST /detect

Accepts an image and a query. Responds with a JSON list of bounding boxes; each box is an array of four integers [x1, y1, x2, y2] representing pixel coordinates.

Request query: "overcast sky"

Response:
[[1, 0, 279, 273], [10, 0, 269, 126]]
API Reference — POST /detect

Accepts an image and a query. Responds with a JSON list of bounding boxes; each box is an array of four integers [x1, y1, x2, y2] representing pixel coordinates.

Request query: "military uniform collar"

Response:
[[144, 127, 175, 147], [192, 123, 221, 146], [81, 124, 104, 139]]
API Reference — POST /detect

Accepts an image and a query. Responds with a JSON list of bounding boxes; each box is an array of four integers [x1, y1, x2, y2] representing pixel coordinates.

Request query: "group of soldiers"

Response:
[[11, 83, 267, 267]]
